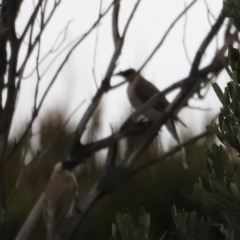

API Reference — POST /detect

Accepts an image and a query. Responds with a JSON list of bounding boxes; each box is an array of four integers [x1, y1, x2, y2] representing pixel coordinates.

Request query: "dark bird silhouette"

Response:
[[43, 162, 78, 240], [115, 68, 187, 169]]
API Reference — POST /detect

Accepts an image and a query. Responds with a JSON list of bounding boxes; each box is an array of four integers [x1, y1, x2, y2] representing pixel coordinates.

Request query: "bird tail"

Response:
[[175, 116, 187, 128], [166, 119, 188, 169]]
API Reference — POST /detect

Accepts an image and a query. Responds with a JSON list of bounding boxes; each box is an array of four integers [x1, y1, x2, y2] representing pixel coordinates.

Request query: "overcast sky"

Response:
[[11, 0, 227, 154]]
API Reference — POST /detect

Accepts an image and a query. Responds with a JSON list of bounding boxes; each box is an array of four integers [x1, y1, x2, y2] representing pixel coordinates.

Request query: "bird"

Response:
[[43, 162, 78, 240], [114, 68, 188, 169]]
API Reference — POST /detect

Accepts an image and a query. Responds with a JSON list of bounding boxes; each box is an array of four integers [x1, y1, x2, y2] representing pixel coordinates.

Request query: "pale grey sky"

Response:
[[11, 0, 226, 154]]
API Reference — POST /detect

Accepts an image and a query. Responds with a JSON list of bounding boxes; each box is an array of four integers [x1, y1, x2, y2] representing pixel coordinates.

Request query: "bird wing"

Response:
[[166, 119, 188, 169], [135, 77, 169, 112], [136, 77, 187, 127], [54, 176, 77, 230]]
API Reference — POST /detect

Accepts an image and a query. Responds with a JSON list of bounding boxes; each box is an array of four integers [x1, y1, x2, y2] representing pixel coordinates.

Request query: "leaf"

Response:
[[112, 223, 119, 240], [222, 56, 233, 78], [230, 182, 240, 200], [172, 210, 187, 233], [212, 83, 225, 105], [202, 193, 226, 208], [206, 125, 220, 135], [212, 181, 234, 206], [189, 211, 198, 235]]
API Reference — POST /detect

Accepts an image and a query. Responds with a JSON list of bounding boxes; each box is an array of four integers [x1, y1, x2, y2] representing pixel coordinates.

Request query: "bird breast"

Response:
[[127, 83, 143, 109], [127, 83, 162, 121]]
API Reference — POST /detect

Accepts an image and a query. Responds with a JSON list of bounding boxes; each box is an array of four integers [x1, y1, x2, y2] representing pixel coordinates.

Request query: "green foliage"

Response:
[[172, 207, 209, 240], [178, 45, 240, 239], [110, 208, 151, 240], [206, 46, 240, 153], [182, 143, 240, 239]]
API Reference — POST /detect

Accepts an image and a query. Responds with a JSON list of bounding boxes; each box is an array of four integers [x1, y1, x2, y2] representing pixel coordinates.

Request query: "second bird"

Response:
[[114, 68, 188, 169]]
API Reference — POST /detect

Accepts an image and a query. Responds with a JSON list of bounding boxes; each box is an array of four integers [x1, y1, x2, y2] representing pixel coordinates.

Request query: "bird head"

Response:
[[114, 68, 137, 82]]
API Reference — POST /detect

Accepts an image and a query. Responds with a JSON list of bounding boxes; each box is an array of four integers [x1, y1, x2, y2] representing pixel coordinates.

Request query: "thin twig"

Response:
[[19, 0, 44, 42], [92, 0, 103, 89], [182, 2, 191, 65], [138, 0, 197, 73], [124, 9, 224, 168], [133, 130, 210, 174], [23, 20, 74, 79], [18, 0, 62, 78], [203, 0, 216, 22], [189, 10, 225, 77], [122, 0, 142, 38], [6, 1, 114, 164]]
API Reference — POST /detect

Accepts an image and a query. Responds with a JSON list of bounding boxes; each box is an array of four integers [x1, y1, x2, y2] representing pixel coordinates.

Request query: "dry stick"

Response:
[[189, 10, 225, 77], [164, 59, 223, 95], [125, 10, 225, 168], [122, 0, 142, 38], [72, 128, 210, 237], [36, 34, 82, 79], [138, 0, 197, 73], [59, 2, 143, 239], [182, 2, 191, 65], [0, 1, 21, 236], [8, 2, 63, 163], [203, 0, 216, 22], [134, 112, 220, 173], [112, 0, 120, 47], [76, 0, 140, 141], [19, 0, 44, 42], [7, 100, 85, 203], [18, 0, 61, 76], [69, 61, 222, 164], [124, 62, 223, 126], [34, 2, 44, 113], [62, 61, 223, 161], [61, 5, 224, 166], [60, 64, 219, 239], [133, 130, 210, 174], [74, 129, 209, 232], [122, 0, 197, 88], [23, 20, 74, 79], [92, 0, 103, 89], [15, 194, 45, 240], [6, 1, 114, 165], [64, 4, 213, 238], [14, 2, 117, 240]]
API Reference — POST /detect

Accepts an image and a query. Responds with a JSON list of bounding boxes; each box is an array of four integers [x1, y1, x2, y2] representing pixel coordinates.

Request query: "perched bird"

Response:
[[43, 162, 78, 240], [114, 68, 188, 169]]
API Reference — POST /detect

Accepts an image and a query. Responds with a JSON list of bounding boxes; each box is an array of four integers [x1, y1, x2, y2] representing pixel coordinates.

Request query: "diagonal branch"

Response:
[[138, 0, 197, 73], [124, 9, 225, 168], [189, 10, 225, 77]]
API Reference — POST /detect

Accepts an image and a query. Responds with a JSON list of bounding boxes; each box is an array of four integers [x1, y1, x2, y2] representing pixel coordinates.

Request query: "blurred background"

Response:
[[5, 0, 230, 239]]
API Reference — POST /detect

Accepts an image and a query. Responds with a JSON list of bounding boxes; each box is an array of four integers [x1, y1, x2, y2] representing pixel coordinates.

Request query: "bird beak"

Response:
[[113, 71, 122, 76]]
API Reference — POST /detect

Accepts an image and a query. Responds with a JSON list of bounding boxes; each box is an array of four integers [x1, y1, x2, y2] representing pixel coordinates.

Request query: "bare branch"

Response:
[[92, 0, 103, 89], [203, 0, 216, 22], [18, 0, 62, 78], [189, 11, 225, 77], [76, 0, 140, 141], [182, 3, 191, 65], [19, 0, 44, 42], [123, 8, 225, 167], [6, 2, 114, 166], [15, 194, 45, 240], [112, 0, 120, 47], [122, 0, 142, 38], [23, 20, 74, 79], [162, 59, 223, 95], [7, 100, 85, 197], [138, 0, 197, 73], [133, 130, 210, 174]]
